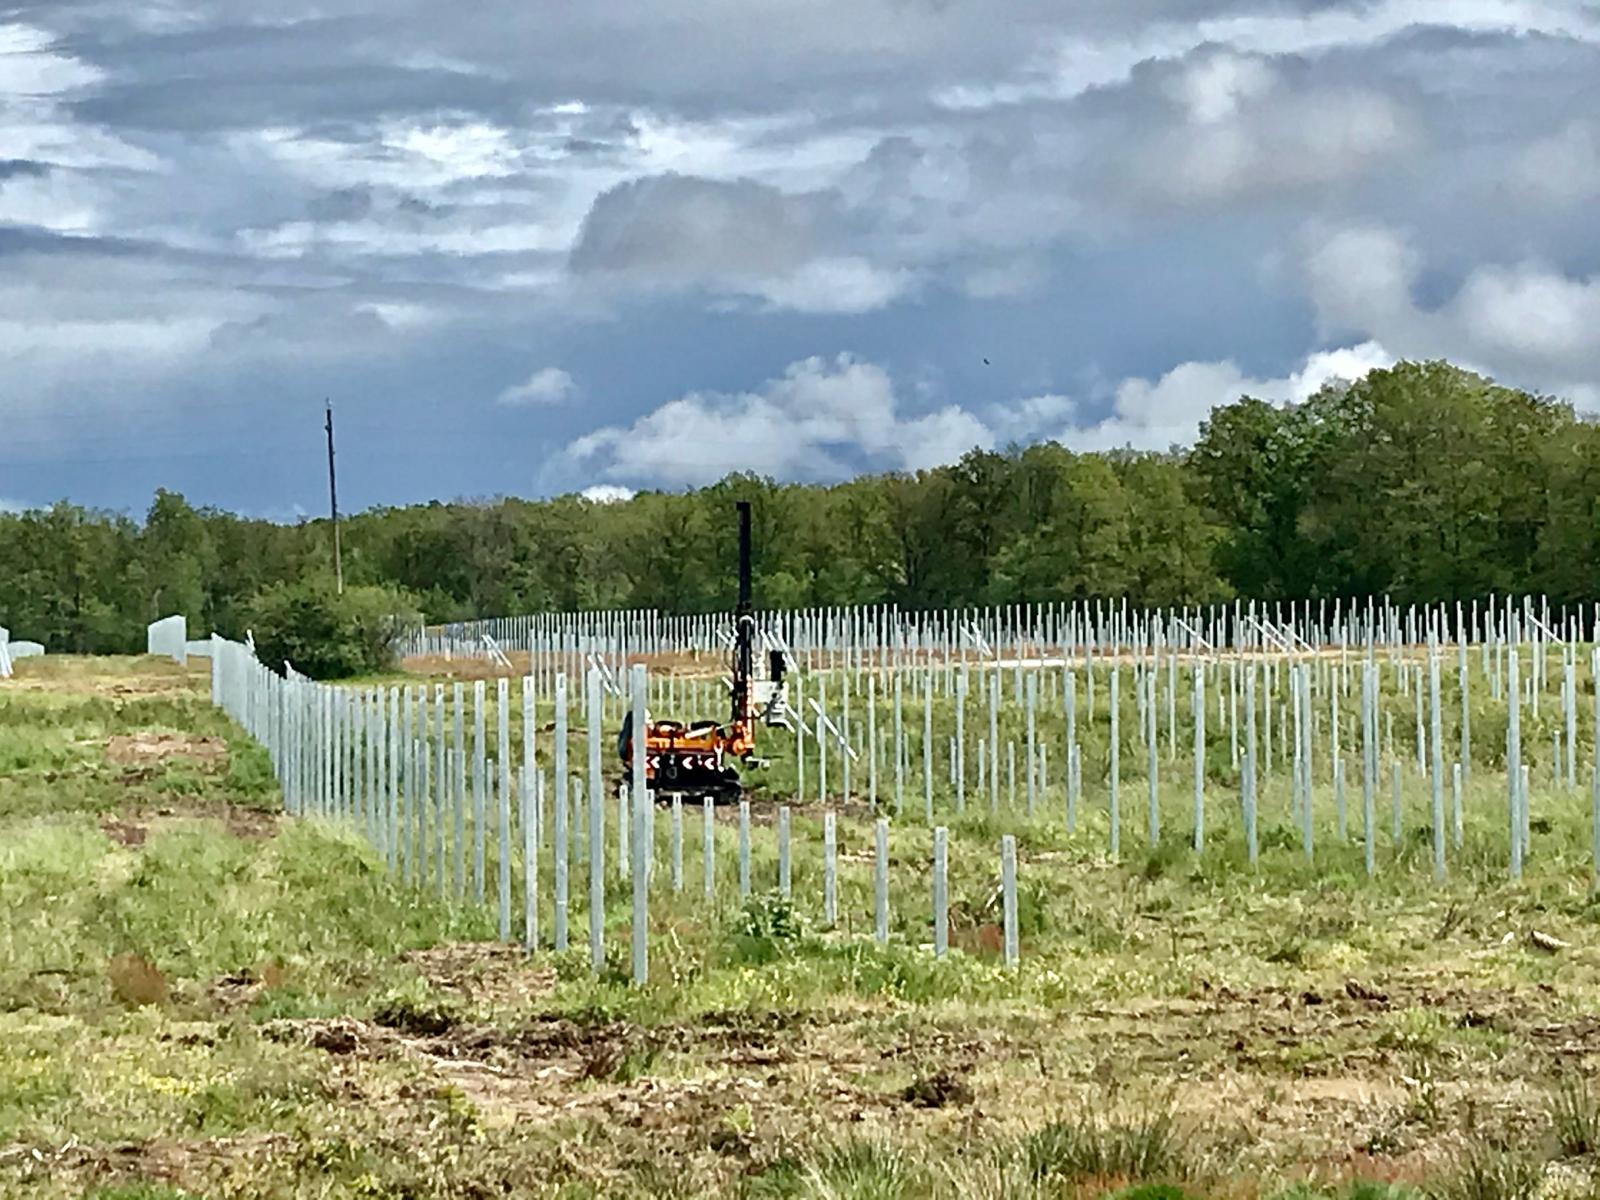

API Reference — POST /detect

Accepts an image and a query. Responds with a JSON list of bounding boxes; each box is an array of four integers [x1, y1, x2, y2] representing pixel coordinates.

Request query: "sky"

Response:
[[2, 0, 1599, 519]]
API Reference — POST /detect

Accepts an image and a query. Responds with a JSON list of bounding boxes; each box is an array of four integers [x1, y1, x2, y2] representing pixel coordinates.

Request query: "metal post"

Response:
[[553, 674, 569, 952], [630, 664, 648, 985], [1001, 835, 1018, 968], [587, 669, 605, 969], [703, 797, 715, 902], [874, 818, 889, 946], [738, 800, 751, 899], [823, 810, 837, 927]]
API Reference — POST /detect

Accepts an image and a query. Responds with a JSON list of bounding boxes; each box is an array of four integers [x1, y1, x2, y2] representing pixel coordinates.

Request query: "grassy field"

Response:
[[4, 656, 1600, 1198]]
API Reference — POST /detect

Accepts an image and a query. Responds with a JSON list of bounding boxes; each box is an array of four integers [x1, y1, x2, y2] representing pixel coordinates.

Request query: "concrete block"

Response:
[[148, 615, 188, 664]]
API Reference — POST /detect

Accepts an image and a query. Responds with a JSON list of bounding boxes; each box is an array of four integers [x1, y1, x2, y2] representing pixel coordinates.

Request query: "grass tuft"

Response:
[[1551, 1074, 1600, 1157], [803, 1137, 917, 1200], [1427, 1142, 1541, 1200], [1020, 1099, 1188, 1186]]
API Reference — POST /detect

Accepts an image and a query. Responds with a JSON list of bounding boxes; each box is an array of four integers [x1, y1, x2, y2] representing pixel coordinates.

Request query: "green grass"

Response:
[[7, 653, 1600, 1198]]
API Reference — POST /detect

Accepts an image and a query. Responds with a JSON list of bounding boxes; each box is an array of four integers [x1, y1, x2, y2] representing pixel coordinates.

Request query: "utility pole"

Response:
[[324, 400, 343, 594]]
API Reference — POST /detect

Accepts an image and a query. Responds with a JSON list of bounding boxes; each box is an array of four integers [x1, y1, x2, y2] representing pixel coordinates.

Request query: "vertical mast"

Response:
[[733, 500, 753, 725]]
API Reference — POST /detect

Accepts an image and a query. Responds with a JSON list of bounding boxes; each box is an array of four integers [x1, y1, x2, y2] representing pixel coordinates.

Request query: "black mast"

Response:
[[325, 400, 343, 595], [732, 500, 753, 724]]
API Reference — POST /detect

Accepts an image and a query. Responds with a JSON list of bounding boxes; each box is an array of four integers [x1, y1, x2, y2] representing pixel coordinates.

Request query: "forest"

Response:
[[5, 360, 1598, 654]]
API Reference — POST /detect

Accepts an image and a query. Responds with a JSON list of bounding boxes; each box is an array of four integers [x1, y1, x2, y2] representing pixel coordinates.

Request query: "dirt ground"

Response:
[[213, 940, 1599, 1193], [105, 731, 229, 768], [98, 800, 279, 846], [2, 653, 208, 695]]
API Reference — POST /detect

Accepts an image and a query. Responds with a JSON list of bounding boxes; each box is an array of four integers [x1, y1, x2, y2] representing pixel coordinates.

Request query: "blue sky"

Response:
[[2, 1, 1598, 517]]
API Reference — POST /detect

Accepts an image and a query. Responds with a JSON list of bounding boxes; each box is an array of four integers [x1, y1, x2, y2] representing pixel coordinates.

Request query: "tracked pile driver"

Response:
[[617, 500, 789, 802]]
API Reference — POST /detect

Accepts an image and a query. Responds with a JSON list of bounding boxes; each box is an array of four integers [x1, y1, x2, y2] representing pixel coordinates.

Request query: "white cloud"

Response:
[[0, 316, 221, 360], [1455, 266, 1600, 361], [1166, 51, 1276, 124], [240, 216, 574, 259], [571, 174, 913, 314], [896, 406, 995, 470], [1515, 121, 1600, 205], [755, 257, 915, 314], [356, 301, 440, 331], [961, 259, 1048, 300], [1304, 224, 1422, 335], [0, 24, 105, 95], [1005, 341, 1395, 452], [1289, 342, 1400, 397], [579, 484, 636, 503], [498, 366, 577, 406], [1129, 51, 1417, 205], [0, 23, 158, 202], [1302, 222, 1600, 379], [251, 120, 524, 191], [0, 171, 99, 232], [562, 341, 1401, 487], [939, 0, 1600, 110], [564, 353, 994, 487]]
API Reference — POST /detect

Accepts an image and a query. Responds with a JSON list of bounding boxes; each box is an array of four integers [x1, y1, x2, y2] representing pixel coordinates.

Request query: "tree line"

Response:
[[5, 360, 1598, 654]]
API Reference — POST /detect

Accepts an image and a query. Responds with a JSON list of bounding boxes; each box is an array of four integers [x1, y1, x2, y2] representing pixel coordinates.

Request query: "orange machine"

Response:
[[617, 500, 789, 801]]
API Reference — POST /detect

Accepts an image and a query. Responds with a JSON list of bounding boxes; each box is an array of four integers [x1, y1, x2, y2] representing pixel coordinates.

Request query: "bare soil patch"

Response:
[[207, 963, 289, 1012], [401, 941, 557, 1012], [6, 655, 206, 697], [100, 800, 279, 843], [14, 1132, 295, 1195], [106, 731, 228, 768], [401, 653, 533, 680]]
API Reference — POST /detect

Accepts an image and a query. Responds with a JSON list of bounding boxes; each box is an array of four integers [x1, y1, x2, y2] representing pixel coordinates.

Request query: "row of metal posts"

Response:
[[763, 618, 1600, 884], [214, 600, 1600, 984], [417, 595, 1600, 674], [211, 639, 1026, 984]]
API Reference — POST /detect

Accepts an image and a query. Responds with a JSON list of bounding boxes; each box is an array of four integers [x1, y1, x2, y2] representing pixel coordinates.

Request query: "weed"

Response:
[[371, 980, 457, 1035], [1427, 1142, 1541, 1200], [1020, 1100, 1188, 1185], [742, 1155, 807, 1197], [727, 891, 808, 965], [1401, 1055, 1444, 1130], [1275, 1182, 1423, 1200], [1112, 1186, 1200, 1200], [1379, 1009, 1449, 1059], [1141, 838, 1192, 881], [107, 953, 169, 1008], [1551, 1074, 1600, 1157], [1265, 933, 1309, 966], [803, 1137, 916, 1200]]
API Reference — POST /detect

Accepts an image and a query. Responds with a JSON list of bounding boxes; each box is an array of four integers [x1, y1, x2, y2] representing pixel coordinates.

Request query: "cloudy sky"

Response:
[[3, 1, 1598, 516]]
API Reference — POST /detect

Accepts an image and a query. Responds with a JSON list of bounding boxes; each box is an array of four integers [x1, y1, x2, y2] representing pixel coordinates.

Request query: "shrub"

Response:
[[244, 578, 418, 680], [726, 892, 807, 965]]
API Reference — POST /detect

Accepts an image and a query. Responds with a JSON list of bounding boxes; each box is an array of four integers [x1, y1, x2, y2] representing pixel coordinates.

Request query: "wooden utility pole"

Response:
[[325, 400, 343, 594]]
